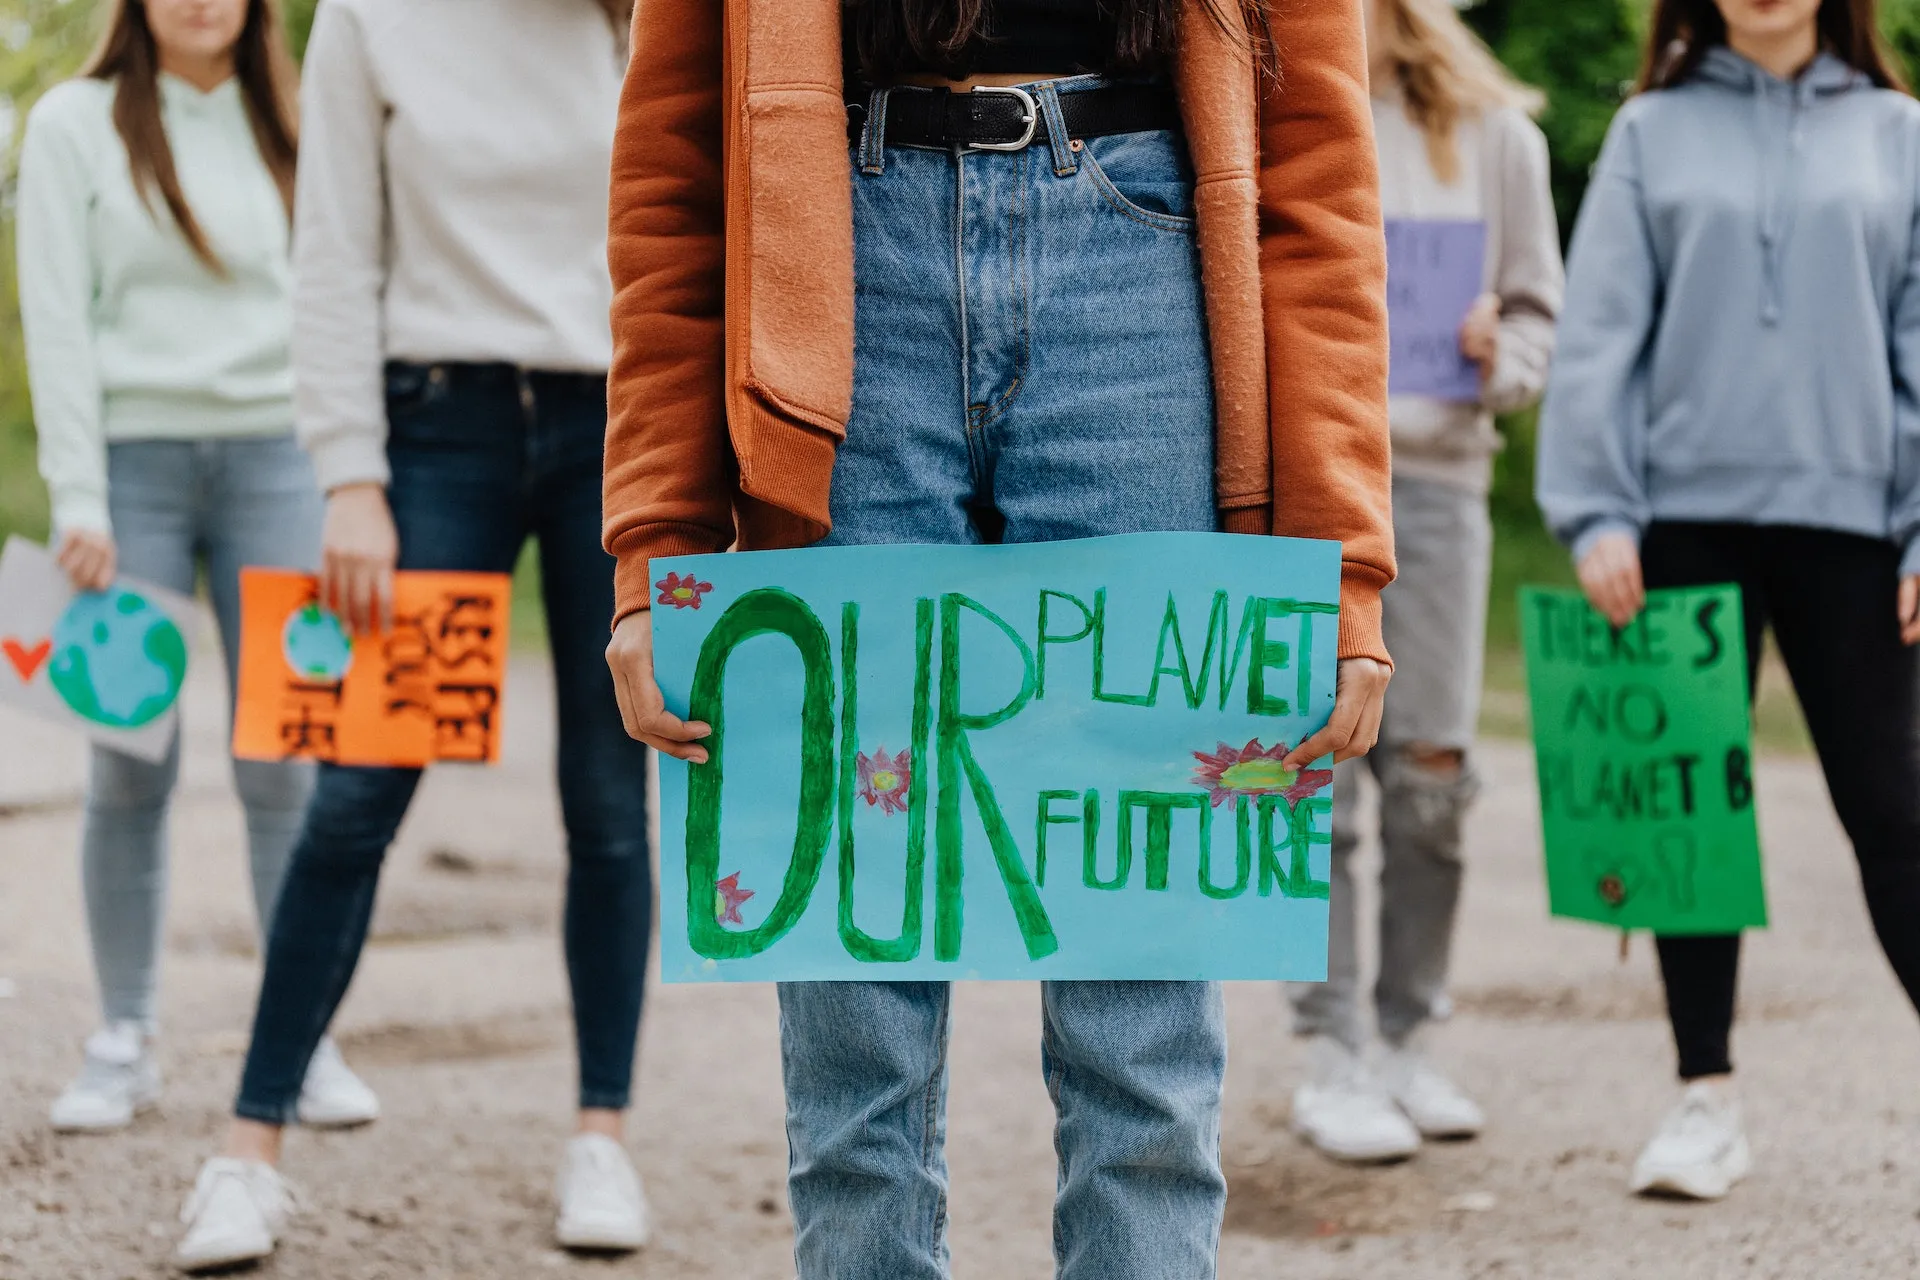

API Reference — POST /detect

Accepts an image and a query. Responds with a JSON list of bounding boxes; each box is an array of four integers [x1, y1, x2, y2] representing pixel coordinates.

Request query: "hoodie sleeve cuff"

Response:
[[306, 432, 391, 494], [1570, 519, 1641, 568], [1335, 561, 1393, 668], [51, 489, 111, 538]]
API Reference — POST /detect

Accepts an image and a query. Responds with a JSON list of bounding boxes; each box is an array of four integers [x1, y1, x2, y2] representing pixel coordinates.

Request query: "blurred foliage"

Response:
[[1464, 0, 1645, 243], [1, 0, 104, 541]]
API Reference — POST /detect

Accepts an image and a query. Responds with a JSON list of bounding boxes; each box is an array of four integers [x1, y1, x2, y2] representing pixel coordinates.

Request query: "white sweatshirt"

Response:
[[1373, 93, 1564, 495], [17, 75, 296, 534], [293, 0, 624, 493]]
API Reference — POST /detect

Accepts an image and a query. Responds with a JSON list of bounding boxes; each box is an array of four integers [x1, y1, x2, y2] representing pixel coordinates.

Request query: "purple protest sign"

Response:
[[1385, 218, 1487, 402]]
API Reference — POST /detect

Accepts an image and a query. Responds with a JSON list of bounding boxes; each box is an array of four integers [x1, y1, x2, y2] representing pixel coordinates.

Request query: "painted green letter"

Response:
[[685, 589, 835, 960], [936, 593, 1058, 961], [836, 599, 934, 962]]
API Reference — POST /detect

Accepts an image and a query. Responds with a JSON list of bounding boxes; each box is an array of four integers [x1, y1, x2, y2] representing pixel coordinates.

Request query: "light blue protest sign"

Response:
[[1386, 218, 1487, 401], [649, 532, 1340, 982]]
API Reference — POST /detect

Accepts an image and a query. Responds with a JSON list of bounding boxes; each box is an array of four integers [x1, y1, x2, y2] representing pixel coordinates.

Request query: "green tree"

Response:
[[1463, 0, 1644, 242]]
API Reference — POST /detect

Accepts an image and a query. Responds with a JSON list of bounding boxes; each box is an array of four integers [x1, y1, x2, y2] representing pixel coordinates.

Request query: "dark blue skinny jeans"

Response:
[[234, 363, 652, 1121]]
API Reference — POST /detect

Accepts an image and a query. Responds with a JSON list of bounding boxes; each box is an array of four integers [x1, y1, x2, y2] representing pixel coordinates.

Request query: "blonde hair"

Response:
[[1373, 0, 1545, 184]]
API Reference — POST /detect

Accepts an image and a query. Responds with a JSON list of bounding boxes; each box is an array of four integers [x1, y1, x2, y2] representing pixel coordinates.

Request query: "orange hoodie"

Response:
[[602, 0, 1396, 664]]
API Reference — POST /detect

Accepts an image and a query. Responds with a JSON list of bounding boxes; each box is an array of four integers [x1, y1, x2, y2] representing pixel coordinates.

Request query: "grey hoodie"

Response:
[[1537, 48, 1920, 575]]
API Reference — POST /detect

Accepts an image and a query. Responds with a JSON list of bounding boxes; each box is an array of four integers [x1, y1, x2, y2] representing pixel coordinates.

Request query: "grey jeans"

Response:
[[84, 436, 321, 1028], [1292, 474, 1488, 1050]]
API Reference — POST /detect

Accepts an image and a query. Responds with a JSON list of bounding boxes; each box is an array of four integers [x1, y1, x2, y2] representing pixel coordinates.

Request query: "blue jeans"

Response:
[[85, 436, 321, 1028], [233, 364, 652, 1121], [778, 80, 1227, 1280]]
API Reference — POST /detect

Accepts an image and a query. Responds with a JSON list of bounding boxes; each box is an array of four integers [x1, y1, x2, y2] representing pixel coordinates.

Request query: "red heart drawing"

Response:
[[2, 637, 52, 683]]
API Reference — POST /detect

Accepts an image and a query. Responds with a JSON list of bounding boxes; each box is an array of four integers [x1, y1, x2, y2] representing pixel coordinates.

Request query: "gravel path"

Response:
[[2, 655, 1915, 1278]]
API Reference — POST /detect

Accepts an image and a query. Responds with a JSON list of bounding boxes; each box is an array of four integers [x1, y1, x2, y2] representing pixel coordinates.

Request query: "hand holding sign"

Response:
[[0, 536, 193, 762], [607, 609, 710, 763], [1521, 584, 1766, 934], [233, 568, 512, 766], [54, 529, 117, 593]]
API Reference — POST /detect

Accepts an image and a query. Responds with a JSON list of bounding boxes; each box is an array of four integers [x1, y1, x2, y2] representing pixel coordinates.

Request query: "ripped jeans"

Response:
[[1291, 475, 1488, 1049]]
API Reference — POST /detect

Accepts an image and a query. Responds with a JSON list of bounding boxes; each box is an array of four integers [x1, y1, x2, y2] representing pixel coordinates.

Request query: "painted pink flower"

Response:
[[1190, 739, 1334, 808], [856, 745, 911, 815], [656, 571, 713, 610], [715, 872, 754, 925]]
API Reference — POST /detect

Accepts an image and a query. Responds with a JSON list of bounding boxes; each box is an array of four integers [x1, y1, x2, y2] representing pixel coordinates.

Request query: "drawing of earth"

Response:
[[46, 589, 188, 730], [282, 603, 352, 683]]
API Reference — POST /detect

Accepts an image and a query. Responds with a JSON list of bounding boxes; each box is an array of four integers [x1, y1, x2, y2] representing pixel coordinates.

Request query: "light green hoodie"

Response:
[[16, 73, 295, 535]]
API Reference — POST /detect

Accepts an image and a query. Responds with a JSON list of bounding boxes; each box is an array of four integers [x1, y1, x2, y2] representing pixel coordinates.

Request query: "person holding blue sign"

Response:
[[1285, 0, 1562, 1167], [599, 0, 1398, 1275], [15, 0, 375, 1139], [1539, 0, 1920, 1202]]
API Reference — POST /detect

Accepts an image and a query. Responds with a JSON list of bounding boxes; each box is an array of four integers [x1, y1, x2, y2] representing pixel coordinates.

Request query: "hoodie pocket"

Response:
[[742, 88, 856, 437]]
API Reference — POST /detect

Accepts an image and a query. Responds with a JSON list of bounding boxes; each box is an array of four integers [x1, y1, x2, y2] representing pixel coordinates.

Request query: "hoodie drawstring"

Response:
[[1755, 79, 1805, 326]]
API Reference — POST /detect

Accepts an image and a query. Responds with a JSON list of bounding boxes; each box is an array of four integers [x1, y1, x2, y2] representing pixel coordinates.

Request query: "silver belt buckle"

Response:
[[969, 85, 1038, 152]]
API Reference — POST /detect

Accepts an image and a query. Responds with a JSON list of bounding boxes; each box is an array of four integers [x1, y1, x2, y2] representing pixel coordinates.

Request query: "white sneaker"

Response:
[[1291, 1036, 1422, 1164], [555, 1134, 651, 1252], [172, 1157, 296, 1273], [1629, 1081, 1752, 1200], [296, 1036, 380, 1129], [49, 1022, 160, 1132], [1381, 1042, 1485, 1139]]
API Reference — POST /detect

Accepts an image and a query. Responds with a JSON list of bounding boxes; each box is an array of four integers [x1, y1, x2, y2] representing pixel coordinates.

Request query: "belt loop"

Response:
[[1034, 82, 1076, 176], [859, 87, 890, 175]]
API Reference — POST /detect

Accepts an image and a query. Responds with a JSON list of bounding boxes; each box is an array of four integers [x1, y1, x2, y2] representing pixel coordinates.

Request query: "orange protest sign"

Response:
[[233, 568, 512, 766]]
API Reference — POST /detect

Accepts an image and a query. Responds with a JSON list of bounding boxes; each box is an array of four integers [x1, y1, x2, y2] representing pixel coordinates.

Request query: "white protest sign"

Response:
[[0, 536, 194, 763]]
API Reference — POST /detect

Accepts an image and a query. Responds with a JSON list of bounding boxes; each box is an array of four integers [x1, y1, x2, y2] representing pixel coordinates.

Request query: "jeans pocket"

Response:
[[383, 362, 449, 421], [1079, 131, 1196, 234]]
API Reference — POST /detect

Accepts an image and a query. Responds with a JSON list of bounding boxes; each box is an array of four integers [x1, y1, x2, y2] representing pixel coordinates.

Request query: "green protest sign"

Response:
[[1520, 585, 1766, 935]]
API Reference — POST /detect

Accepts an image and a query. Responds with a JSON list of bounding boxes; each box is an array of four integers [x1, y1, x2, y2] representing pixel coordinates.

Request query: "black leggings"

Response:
[[1640, 523, 1920, 1080]]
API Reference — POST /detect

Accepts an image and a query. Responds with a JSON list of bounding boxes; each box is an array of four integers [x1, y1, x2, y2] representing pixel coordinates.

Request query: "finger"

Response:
[[1599, 568, 1639, 627], [646, 734, 710, 764], [59, 544, 95, 588], [346, 561, 376, 635], [319, 553, 345, 621], [1284, 688, 1363, 770], [81, 547, 110, 591], [1592, 577, 1628, 628], [1901, 577, 1919, 626], [88, 551, 114, 592], [1581, 574, 1617, 624], [334, 561, 359, 633], [1622, 552, 1646, 617], [372, 563, 394, 635], [608, 651, 647, 741], [641, 709, 711, 743], [640, 707, 710, 764], [1338, 684, 1388, 764]]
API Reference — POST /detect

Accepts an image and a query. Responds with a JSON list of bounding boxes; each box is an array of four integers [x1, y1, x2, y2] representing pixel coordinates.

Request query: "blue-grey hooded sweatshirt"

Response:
[[1538, 48, 1920, 576]]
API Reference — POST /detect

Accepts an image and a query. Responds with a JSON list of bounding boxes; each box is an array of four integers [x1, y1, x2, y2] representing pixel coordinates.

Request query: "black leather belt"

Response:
[[847, 83, 1181, 152]]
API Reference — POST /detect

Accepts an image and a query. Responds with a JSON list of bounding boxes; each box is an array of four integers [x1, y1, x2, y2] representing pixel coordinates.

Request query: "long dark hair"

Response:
[[81, 0, 300, 273], [843, 0, 1274, 81], [1638, 0, 1908, 92]]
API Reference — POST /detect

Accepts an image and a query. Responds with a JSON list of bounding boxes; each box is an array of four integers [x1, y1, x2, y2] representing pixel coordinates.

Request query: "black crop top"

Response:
[[844, 0, 1161, 83]]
